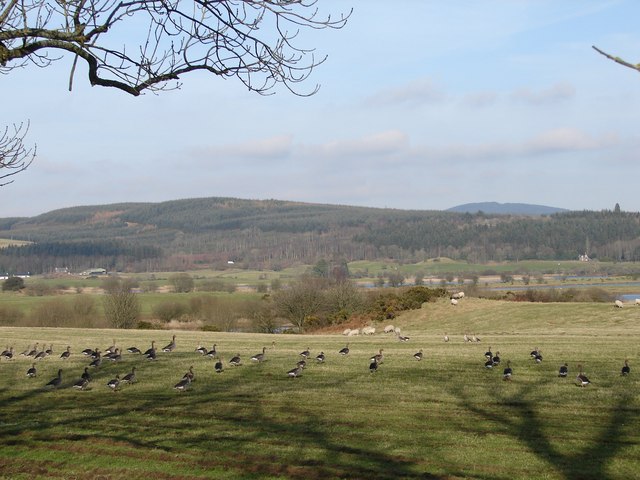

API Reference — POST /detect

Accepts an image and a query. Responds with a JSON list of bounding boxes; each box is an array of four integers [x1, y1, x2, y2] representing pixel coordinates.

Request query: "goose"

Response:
[[251, 347, 267, 363], [60, 346, 71, 360], [195, 344, 208, 355], [397, 334, 410, 342], [214, 357, 224, 373], [299, 347, 311, 359], [534, 351, 543, 364], [530, 347, 540, 358], [621, 359, 630, 376], [127, 346, 142, 354], [122, 367, 137, 384], [104, 339, 117, 355], [81, 347, 95, 356], [45, 369, 62, 389], [206, 344, 217, 358], [370, 349, 384, 364], [34, 346, 48, 360], [89, 351, 102, 368], [20, 344, 33, 356], [576, 365, 590, 387], [162, 335, 176, 353], [315, 352, 325, 363], [229, 354, 242, 366], [369, 359, 379, 373], [90, 348, 100, 360], [45, 344, 54, 356], [443, 333, 449, 343], [81, 367, 92, 382], [463, 334, 470, 343], [558, 363, 569, 378], [1, 346, 10, 357], [143, 341, 156, 357], [472, 335, 481, 343], [1, 347, 13, 360], [503, 361, 513, 381], [492, 351, 501, 366], [413, 349, 423, 361], [174, 376, 191, 392], [338, 344, 350, 356], [26, 363, 37, 378], [484, 347, 493, 360], [106, 348, 122, 362], [182, 366, 195, 382], [107, 375, 120, 391], [296, 359, 307, 369], [484, 358, 494, 369], [73, 377, 90, 390], [287, 365, 303, 378], [26, 343, 39, 357]]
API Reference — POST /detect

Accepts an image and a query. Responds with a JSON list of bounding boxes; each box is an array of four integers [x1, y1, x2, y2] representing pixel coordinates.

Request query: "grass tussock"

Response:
[[0, 297, 638, 479]]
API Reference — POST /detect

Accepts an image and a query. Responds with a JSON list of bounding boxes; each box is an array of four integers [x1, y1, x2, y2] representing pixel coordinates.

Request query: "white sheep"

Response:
[[384, 325, 395, 334], [614, 300, 624, 308], [450, 292, 462, 300], [450, 298, 459, 306], [342, 328, 352, 336], [394, 327, 401, 335], [362, 326, 376, 335], [635, 298, 640, 306], [348, 328, 360, 336]]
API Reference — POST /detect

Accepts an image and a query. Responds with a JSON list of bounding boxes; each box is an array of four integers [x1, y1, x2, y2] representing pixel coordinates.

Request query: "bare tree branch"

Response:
[[592, 45, 640, 73], [0, 122, 36, 186]]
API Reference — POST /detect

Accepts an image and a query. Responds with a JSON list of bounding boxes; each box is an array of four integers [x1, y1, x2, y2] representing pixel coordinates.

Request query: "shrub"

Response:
[[2, 276, 25, 291], [153, 301, 189, 322], [0, 305, 24, 325]]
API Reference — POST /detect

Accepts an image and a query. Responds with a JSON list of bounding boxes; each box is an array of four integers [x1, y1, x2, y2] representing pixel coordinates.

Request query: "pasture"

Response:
[[0, 298, 638, 479]]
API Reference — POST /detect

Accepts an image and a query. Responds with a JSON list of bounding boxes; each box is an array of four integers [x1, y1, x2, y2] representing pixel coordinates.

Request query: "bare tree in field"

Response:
[[0, 123, 35, 186], [0, 0, 350, 181]]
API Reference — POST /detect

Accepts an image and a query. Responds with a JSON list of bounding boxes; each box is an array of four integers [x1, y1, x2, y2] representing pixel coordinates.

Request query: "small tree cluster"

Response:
[[2, 276, 24, 291]]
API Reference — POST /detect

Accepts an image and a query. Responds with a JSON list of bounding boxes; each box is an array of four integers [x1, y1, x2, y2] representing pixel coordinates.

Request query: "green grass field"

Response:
[[0, 298, 638, 479]]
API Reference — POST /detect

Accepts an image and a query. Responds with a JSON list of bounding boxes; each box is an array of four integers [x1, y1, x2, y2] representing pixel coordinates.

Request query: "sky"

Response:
[[3, 0, 640, 217]]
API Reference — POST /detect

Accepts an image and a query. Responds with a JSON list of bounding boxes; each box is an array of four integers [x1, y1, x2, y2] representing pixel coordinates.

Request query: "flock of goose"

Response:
[[0, 332, 632, 391]]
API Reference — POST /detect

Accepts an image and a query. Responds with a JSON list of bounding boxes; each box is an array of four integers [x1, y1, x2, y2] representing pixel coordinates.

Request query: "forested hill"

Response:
[[0, 197, 639, 273]]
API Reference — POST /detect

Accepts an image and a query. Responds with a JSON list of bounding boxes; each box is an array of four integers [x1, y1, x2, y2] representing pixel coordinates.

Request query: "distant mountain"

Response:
[[447, 202, 569, 216]]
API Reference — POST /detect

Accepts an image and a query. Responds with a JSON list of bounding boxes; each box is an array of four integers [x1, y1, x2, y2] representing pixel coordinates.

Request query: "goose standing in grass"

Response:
[[1, 347, 14, 360], [530, 347, 540, 358], [397, 334, 410, 342], [534, 351, 543, 364], [484, 347, 493, 360], [370, 349, 384, 364], [206, 344, 217, 358], [214, 357, 224, 373], [287, 365, 303, 378], [90, 348, 100, 360], [576, 365, 590, 387], [251, 347, 267, 363], [105, 339, 117, 355], [503, 361, 513, 381], [558, 363, 569, 378], [60, 346, 71, 360], [73, 376, 90, 390], [107, 375, 120, 392], [45, 369, 62, 389], [81, 367, 92, 382], [195, 344, 208, 355], [299, 347, 311, 359], [621, 359, 630, 376], [89, 351, 102, 368], [369, 359, 379, 373], [296, 359, 307, 369], [339, 344, 350, 356], [20, 344, 32, 357], [162, 335, 176, 353], [229, 354, 242, 366], [45, 344, 54, 356], [82, 347, 95, 356], [122, 367, 137, 384], [492, 351, 501, 366], [413, 349, 423, 361], [127, 346, 142, 354], [315, 352, 326, 363], [26, 343, 39, 357], [183, 366, 195, 383], [106, 348, 122, 362], [34, 346, 48, 361], [174, 376, 191, 392], [26, 363, 37, 378], [144, 341, 156, 360], [484, 358, 494, 369]]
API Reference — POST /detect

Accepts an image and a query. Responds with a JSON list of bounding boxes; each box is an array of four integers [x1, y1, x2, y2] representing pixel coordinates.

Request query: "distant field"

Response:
[[0, 238, 31, 248], [0, 298, 638, 479]]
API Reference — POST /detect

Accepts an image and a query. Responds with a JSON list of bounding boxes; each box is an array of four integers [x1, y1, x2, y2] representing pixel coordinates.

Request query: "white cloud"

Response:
[[190, 135, 293, 161], [364, 78, 447, 107], [510, 83, 576, 105]]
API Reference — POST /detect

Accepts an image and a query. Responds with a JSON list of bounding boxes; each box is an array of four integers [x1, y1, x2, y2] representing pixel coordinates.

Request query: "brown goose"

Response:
[[45, 369, 62, 388], [162, 335, 176, 353], [251, 347, 267, 363]]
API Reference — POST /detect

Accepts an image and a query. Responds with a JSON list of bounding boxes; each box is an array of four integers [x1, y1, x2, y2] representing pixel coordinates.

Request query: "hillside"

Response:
[[447, 202, 569, 215], [0, 197, 639, 273]]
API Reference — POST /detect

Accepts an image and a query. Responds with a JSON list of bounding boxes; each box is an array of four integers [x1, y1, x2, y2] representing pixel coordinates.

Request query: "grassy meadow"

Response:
[[0, 297, 639, 479]]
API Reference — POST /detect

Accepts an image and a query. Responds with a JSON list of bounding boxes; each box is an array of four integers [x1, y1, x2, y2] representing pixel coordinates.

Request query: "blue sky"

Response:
[[3, 0, 640, 217]]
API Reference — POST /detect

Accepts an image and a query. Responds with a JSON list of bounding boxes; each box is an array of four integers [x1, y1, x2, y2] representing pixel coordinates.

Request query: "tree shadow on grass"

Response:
[[446, 378, 639, 480]]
